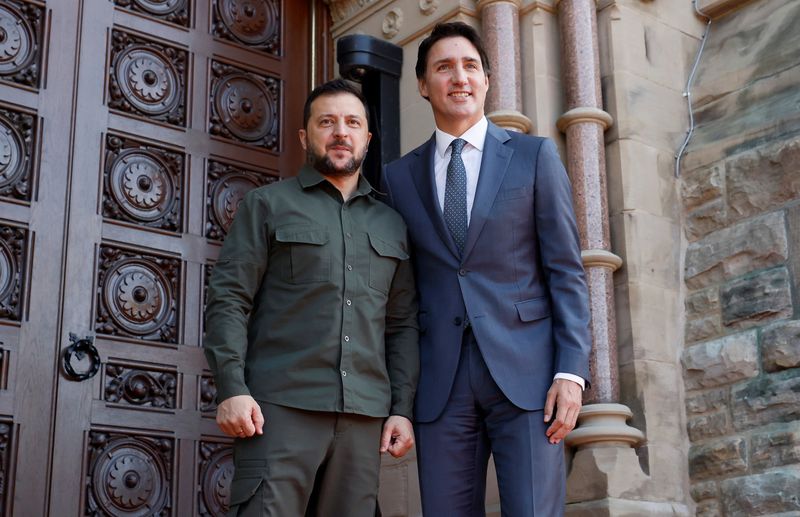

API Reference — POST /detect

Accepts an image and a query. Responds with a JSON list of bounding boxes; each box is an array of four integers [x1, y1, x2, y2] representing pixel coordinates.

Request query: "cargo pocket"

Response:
[[275, 225, 330, 284], [227, 471, 266, 517], [367, 233, 409, 294]]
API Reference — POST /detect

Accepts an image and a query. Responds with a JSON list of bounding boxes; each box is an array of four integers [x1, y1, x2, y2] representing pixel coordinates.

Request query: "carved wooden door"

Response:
[[0, 0, 310, 515]]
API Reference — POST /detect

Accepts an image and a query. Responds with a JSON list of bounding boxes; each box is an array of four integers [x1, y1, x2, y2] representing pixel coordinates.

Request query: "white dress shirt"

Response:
[[433, 117, 586, 390]]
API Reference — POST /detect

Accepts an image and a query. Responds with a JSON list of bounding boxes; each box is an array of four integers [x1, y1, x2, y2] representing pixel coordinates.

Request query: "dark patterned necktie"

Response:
[[444, 138, 468, 254]]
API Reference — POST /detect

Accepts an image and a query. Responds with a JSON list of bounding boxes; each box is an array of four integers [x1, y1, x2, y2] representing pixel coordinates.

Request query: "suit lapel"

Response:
[[409, 136, 461, 258], [463, 123, 513, 260]]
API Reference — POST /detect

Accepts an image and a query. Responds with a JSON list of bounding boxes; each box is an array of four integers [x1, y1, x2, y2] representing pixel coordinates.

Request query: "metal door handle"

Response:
[[62, 333, 101, 381]]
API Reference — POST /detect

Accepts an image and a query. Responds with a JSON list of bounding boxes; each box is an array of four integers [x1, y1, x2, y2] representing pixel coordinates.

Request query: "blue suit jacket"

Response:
[[382, 122, 592, 423]]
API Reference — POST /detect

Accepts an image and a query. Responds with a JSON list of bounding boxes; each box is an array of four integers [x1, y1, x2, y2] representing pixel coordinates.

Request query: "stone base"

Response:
[[566, 445, 650, 502], [565, 497, 692, 517]]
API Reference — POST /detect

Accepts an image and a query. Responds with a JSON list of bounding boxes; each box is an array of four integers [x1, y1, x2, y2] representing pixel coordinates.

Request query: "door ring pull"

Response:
[[62, 333, 101, 381]]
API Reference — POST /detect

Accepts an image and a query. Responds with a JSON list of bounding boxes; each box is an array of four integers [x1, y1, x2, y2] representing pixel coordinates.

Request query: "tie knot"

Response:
[[450, 138, 466, 156]]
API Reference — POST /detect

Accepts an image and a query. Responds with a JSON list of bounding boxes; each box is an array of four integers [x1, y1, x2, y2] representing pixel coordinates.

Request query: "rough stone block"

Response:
[[720, 467, 800, 516], [687, 411, 729, 441], [732, 370, 800, 431], [686, 387, 729, 415], [691, 480, 718, 501], [788, 204, 800, 297], [682, 163, 724, 212], [683, 331, 759, 390], [695, 500, 721, 517], [685, 315, 722, 344], [685, 198, 728, 241], [685, 211, 788, 289], [721, 267, 793, 329], [727, 138, 800, 220], [689, 437, 747, 480], [762, 320, 800, 372], [751, 422, 800, 470], [685, 286, 720, 317]]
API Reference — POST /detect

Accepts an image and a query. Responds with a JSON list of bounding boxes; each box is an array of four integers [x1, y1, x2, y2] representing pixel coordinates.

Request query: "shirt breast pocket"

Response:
[[275, 225, 331, 284], [367, 233, 409, 294]]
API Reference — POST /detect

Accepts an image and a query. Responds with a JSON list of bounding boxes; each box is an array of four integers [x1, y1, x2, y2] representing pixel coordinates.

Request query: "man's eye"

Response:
[[348, 120, 361, 127], [437, 64, 450, 71], [320, 119, 333, 126]]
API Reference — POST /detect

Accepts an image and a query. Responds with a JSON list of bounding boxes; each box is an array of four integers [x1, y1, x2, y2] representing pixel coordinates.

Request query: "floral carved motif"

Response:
[[209, 61, 280, 150], [103, 134, 184, 232], [0, 224, 26, 321], [0, 106, 35, 202], [198, 441, 233, 516], [95, 246, 181, 344], [205, 160, 277, 240], [212, 0, 280, 55], [86, 431, 173, 516], [104, 363, 178, 409], [0, 0, 44, 88], [108, 30, 188, 127], [113, 0, 191, 27], [200, 374, 217, 414]]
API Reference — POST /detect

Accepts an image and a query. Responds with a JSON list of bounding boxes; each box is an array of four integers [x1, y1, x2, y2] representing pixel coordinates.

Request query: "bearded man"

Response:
[[204, 78, 419, 517]]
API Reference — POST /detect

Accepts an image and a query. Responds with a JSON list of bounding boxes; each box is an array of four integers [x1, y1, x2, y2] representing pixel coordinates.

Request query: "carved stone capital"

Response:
[[487, 110, 533, 133], [324, 0, 379, 24], [565, 403, 645, 448], [477, 0, 522, 12], [582, 249, 623, 272], [557, 107, 614, 132]]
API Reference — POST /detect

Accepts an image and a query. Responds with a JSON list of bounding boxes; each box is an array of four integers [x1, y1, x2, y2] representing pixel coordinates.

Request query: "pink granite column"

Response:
[[557, 0, 618, 405], [478, 0, 532, 133]]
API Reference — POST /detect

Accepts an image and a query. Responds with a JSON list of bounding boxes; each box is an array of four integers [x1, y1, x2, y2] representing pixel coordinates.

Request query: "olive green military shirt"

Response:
[[204, 165, 419, 419]]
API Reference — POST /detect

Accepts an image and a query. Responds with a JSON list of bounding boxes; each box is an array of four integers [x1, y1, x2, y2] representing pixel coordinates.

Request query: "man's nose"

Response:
[[333, 119, 349, 137], [452, 65, 468, 84]]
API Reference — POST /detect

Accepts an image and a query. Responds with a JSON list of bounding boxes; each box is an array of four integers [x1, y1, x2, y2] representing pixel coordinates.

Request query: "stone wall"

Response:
[[682, 2, 800, 515]]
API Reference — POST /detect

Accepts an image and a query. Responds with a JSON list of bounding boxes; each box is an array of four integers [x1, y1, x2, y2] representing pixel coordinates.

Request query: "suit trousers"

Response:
[[228, 402, 383, 517], [415, 329, 566, 517]]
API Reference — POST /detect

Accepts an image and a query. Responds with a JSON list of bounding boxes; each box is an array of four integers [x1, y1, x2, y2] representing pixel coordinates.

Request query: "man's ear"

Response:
[[418, 78, 429, 101], [366, 131, 372, 146], [298, 128, 307, 150]]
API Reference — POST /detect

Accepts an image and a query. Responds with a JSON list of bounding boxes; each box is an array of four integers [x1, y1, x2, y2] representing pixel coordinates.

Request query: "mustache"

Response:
[[327, 139, 353, 151]]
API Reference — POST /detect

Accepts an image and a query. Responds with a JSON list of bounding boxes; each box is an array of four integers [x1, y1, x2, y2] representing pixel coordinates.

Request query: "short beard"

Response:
[[308, 142, 366, 178]]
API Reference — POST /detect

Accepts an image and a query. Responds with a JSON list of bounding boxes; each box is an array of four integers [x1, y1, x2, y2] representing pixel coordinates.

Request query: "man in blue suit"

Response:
[[381, 22, 592, 516]]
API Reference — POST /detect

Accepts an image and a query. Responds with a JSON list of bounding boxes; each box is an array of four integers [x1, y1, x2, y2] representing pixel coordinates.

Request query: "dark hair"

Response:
[[303, 79, 370, 129], [415, 22, 491, 80]]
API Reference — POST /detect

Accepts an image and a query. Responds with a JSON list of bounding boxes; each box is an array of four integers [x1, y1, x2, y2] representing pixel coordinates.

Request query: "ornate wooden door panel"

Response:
[[38, 1, 310, 515]]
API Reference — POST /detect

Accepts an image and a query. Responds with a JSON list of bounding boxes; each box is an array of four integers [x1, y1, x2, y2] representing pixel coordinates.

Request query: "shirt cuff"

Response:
[[554, 372, 586, 390]]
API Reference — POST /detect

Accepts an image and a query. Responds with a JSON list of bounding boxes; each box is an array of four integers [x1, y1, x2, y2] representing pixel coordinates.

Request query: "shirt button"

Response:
[[458, 268, 467, 276], [344, 336, 350, 342], [341, 370, 347, 377], [346, 299, 352, 306], [347, 264, 353, 271], [453, 317, 462, 326]]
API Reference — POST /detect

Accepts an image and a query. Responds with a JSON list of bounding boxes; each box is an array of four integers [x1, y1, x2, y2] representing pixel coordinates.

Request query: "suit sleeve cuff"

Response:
[[554, 372, 586, 390]]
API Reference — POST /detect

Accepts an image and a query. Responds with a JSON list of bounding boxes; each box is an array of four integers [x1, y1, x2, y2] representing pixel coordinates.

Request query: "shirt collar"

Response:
[[297, 164, 375, 198], [434, 116, 488, 158]]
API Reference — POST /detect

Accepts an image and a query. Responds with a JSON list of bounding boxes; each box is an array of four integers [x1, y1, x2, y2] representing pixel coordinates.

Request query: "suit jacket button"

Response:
[[453, 317, 462, 326], [458, 268, 467, 276]]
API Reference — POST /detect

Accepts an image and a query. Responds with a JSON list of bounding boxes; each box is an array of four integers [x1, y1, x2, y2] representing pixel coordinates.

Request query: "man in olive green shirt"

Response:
[[204, 79, 419, 516]]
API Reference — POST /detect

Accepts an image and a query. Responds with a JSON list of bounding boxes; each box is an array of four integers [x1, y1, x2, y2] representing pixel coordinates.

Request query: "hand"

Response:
[[543, 378, 582, 445], [380, 415, 415, 458], [216, 395, 264, 438]]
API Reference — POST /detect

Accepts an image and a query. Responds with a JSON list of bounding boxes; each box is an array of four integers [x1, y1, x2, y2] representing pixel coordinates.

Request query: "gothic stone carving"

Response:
[[209, 60, 279, 150], [0, 106, 35, 202], [86, 431, 173, 516], [103, 134, 184, 232], [108, 30, 188, 127], [104, 363, 178, 409], [206, 160, 277, 240], [200, 374, 217, 414], [96, 245, 181, 344], [212, 0, 280, 55], [0, 224, 27, 321], [0, 0, 44, 88], [198, 441, 233, 516], [113, 0, 191, 28]]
